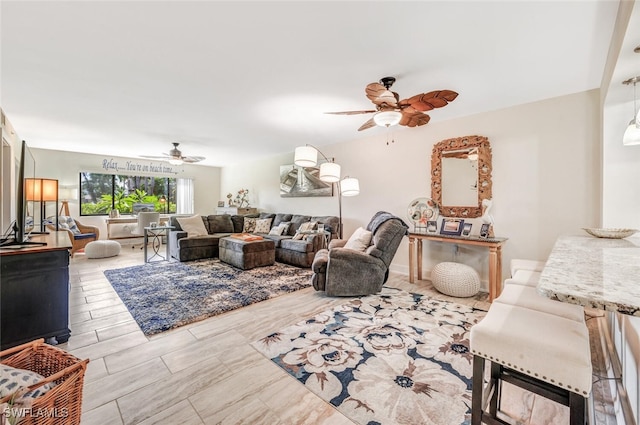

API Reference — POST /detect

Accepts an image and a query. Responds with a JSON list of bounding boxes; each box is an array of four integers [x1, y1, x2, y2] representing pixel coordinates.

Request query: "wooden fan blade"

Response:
[[400, 111, 431, 128], [325, 110, 377, 115], [399, 90, 459, 112], [365, 82, 385, 102], [140, 155, 169, 160], [365, 83, 398, 108], [357, 117, 376, 131], [183, 156, 205, 163]]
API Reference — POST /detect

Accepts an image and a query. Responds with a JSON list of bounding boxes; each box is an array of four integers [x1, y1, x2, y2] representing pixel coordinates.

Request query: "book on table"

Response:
[[230, 233, 264, 241]]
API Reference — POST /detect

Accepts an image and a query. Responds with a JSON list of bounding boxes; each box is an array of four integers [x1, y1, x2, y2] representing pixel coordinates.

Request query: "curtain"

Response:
[[176, 178, 194, 214]]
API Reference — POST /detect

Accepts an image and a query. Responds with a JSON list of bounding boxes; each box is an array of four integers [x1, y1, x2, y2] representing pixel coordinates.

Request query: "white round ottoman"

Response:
[[431, 262, 480, 297], [85, 240, 121, 259]]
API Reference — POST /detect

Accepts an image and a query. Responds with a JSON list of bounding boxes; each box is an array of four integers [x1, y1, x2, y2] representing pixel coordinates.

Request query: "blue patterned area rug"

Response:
[[104, 259, 312, 335], [252, 287, 487, 425]]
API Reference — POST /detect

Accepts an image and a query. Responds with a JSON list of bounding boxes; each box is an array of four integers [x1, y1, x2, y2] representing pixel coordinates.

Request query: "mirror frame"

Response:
[[431, 135, 492, 218]]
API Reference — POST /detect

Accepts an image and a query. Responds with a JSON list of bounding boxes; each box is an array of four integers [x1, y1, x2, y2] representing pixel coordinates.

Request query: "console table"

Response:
[[408, 232, 508, 301], [0, 232, 72, 349], [105, 216, 169, 239]]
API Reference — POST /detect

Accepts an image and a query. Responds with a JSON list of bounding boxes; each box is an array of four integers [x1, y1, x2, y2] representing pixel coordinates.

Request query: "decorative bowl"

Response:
[[582, 228, 639, 239]]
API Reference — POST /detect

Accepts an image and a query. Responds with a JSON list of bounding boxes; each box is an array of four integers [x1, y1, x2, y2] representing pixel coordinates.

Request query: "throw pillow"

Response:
[[268, 223, 286, 236], [254, 218, 273, 234], [207, 214, 234, 233], [0, 365, 55, 399], [176, 215, 208, 237], [344, 227, 373, 252], [292, 221, 318, 240], [279, 221, 292, 235], [243, 217, 257, 233]]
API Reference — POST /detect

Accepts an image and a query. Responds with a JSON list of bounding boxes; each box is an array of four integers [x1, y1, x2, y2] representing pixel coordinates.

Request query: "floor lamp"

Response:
[[294, 145, 360, 239], [58, 187, 77, 216], [25, 178, 58, 232]]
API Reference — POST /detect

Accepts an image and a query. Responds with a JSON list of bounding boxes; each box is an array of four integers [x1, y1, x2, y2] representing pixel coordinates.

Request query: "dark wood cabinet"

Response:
[[1, 232, 72, 349]]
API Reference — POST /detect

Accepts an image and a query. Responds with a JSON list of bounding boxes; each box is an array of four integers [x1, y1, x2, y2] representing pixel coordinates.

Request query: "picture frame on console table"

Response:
[[427, 220, 437, 233], [440, 218, 465, 236], [479, 223, 491, 238], [462, 222, 472, 237]]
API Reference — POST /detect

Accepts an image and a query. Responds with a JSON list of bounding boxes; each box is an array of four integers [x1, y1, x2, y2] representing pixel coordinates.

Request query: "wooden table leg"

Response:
[[488, 246, 503, 301], [417, 239, 423, 281], [409, 236, 415, 283]]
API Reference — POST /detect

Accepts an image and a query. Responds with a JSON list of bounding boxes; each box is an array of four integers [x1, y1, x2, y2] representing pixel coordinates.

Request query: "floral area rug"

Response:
[[251, 287, 487, 425], [104, 259, 312, 335]]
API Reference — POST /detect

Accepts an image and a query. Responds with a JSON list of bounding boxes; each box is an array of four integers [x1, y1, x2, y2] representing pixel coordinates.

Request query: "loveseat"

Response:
[[169, 212, 339, 268]]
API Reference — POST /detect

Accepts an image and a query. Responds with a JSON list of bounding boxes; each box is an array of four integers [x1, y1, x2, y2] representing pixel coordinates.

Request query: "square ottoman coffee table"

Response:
[[219, 236, 275, 270]]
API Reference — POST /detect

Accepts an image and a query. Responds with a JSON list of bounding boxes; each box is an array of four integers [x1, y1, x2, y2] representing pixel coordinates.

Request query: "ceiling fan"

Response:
[[141, 142, 205, 165], [326, 77, 458, 131]]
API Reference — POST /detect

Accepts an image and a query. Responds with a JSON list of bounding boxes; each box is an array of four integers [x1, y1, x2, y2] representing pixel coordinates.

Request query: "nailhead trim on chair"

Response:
[[471, 348, 589, 396]]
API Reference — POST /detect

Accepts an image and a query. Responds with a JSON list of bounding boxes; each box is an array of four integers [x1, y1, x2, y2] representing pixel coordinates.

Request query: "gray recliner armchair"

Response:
[[311, 211, 409, 296]]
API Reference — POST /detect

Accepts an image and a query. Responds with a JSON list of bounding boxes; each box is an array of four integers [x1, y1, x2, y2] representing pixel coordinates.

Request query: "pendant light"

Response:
[[623, 76, 640, 146]]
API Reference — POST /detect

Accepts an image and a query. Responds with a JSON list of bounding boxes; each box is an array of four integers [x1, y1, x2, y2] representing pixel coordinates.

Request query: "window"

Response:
[[79, 173, 193, 216]]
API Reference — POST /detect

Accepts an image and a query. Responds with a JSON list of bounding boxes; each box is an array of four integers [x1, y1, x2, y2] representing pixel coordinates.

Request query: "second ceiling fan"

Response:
[[326, 76, 458, 131]]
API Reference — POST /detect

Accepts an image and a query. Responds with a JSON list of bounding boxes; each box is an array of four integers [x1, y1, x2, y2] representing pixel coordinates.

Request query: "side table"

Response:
[[144, 226, 174, 262]]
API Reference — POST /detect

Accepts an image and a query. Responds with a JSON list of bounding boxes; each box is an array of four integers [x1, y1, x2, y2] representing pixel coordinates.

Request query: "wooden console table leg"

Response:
[[417, 239, 423, 281], [409, 237, 415, 283], [488, 246, 503, 301]]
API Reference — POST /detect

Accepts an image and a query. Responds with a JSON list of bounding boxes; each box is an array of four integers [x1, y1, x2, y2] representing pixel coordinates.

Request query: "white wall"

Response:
[[222, 89, 601, 289], [603, 101, 640, 228], [30, 148, 222, 238]]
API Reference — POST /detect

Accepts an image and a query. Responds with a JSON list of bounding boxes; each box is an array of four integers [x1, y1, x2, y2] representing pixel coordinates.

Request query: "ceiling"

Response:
[[0, 1, 626, 167]]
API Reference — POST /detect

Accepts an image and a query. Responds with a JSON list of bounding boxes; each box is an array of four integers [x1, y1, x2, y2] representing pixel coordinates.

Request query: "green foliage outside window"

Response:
[[80, 173, 177, 215]]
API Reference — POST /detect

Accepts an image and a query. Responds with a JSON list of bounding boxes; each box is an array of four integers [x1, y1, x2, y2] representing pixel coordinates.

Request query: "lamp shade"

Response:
[[294, 146, 318, 167], [319, 162, 341, 182], [25, 178, 58, 201], [58, 187, 77, 201], [623, 119, 640, 146], [25, 178, 40, 202], [41, 179, 58, 201], [340, 177, 360, 196], [373, 110, 402, 127]]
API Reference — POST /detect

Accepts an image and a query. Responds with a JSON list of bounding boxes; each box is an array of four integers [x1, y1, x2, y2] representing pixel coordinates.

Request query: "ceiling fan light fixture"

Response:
[[294, 146, 318, 167], [373, 110, 402, 127], [168, 158, 183, 165], [340, 177, 360, 196], [319, 162, 341, 183]]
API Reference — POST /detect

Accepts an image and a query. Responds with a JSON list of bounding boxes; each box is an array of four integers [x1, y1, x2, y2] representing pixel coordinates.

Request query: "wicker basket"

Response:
[[0, 339, 89, 425]]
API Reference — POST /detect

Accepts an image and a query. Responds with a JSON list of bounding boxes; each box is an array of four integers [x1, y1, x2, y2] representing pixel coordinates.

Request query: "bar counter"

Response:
[[538, 234, 640, 316]]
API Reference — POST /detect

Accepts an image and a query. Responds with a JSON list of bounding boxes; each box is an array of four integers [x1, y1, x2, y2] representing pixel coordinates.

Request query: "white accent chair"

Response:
[[131, 212, 160, 249]]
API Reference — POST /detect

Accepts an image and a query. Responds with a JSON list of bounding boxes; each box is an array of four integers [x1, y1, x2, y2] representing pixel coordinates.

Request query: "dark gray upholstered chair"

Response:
[[311, 211, 409, 296]]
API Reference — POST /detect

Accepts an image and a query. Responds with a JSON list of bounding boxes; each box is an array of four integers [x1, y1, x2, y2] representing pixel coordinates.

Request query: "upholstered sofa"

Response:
[[169, 212, 339, 267]]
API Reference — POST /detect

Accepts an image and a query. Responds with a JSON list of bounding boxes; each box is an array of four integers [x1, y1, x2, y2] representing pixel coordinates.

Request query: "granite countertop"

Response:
[[538, 235, 640, 316]]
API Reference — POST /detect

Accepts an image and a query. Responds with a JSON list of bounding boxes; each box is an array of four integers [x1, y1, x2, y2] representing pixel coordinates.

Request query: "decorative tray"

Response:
[[408, 197, 439, 229], [582, 228, 638, 239]]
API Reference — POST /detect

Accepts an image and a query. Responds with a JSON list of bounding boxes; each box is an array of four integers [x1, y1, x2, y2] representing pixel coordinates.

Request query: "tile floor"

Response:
[[60, 246, 616, 424]]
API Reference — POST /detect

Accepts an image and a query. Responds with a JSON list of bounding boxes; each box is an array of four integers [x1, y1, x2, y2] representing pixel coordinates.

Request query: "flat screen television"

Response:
[[0, 140, 46, 247]]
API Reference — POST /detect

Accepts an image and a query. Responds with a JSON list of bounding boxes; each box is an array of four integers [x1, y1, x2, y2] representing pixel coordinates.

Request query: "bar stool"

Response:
[[470, 303, 592, 425], [494, 283, 585, 323], [507, 270, 541, 287], [510, 258, 546, 277]]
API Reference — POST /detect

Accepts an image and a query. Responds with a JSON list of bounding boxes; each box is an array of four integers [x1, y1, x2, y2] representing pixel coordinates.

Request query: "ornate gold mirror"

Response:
[[431, 135, 492, 218]]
